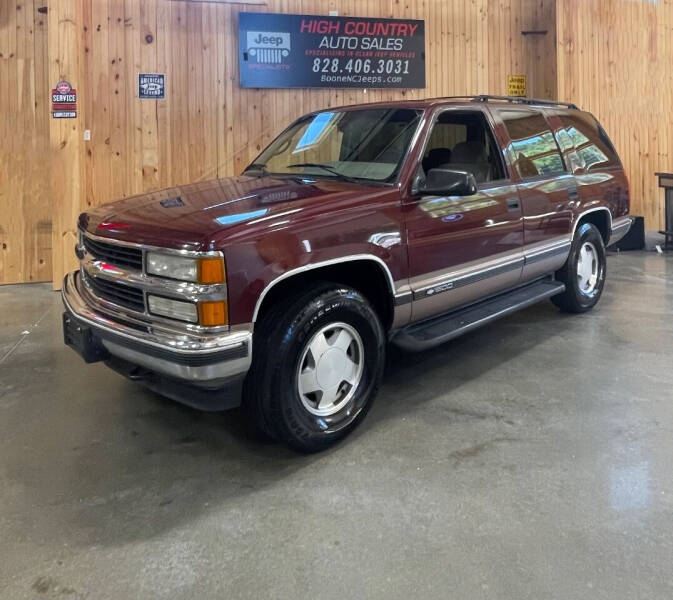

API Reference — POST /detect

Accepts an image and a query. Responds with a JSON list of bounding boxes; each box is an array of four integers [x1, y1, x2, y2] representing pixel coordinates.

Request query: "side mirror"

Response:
[[415, 168, 477, 196]]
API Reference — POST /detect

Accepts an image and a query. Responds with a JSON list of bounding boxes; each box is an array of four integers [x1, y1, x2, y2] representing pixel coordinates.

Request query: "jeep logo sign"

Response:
[[246, 31, 291, 64], [251, 32, 287, 46]]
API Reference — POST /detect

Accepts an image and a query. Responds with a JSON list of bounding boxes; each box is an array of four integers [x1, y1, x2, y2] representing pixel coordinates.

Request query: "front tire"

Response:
[[244, 284, 385, 453], [552, 222, 606, 313]]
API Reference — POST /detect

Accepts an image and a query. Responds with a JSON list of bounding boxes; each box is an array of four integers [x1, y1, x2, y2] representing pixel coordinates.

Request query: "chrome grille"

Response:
[[83, 236, 143, 270], [83, 271, 145, 313]]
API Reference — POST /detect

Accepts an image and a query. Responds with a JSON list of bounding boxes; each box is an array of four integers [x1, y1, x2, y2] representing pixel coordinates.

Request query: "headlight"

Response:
[[146, 252, 225, 284], [147, 295, 199, 323], [147, 295, 228, 326], [146, 253, 197, 281]]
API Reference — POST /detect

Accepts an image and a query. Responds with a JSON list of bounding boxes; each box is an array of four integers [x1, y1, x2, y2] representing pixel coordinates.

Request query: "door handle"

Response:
[[506, 197, 520, 211]]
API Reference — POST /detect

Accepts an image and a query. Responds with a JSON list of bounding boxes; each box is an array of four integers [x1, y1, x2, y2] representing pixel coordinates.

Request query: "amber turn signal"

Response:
[[198, 300, 228, 327], [197, 257, 226, 284]]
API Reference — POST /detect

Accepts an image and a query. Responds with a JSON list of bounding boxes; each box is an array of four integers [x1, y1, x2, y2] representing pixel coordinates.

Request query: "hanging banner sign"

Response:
[[52, 80, 77, 118], [239, 12, 425, 89]]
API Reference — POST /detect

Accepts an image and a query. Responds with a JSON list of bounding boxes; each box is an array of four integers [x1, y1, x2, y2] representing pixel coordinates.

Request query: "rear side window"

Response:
[[501, 110, 566, 179], [559, 112, 621, 171]]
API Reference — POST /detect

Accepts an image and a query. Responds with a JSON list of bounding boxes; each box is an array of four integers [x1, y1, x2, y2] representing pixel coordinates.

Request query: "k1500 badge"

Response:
[[425, 281, 454, 296]]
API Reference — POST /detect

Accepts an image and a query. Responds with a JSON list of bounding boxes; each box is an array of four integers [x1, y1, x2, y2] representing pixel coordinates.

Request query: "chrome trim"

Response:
[[608, 216, 633, 246], [611, 216, 632, 230], [81, 228, 223, 258], [252, 254, 397, 322], [414, 257, 524, 300], [571, 207, 613, 238], [410, 237, 572, 302], [79, 228, 228, 332], [63, 271, 252, 382], [100, 339, 249, 383], [65, 272, 248, 354], [523, 239, 572, 265], [394, 290, 413, 306], [78, 273, 229, 336], [81, 255, 227, 302], [412, 252, 524, 296]]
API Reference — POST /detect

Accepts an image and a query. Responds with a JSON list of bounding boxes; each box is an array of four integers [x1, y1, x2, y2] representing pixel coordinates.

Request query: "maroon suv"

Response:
[[62, 95, 632, 451]]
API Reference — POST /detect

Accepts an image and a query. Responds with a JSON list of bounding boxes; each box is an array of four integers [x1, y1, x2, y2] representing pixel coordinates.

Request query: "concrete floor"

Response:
[[1, 250, 673, 599]]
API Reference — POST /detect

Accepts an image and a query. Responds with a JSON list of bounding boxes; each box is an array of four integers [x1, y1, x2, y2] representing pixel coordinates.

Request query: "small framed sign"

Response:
[[138, 73, 165, 99], [507, 74, 526, 97], [52, 80, 77, 118]]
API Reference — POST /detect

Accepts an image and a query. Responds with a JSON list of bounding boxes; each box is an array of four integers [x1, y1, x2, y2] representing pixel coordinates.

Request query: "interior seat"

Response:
[[449, 141, 490, 183], [422, 148, 452, 173]]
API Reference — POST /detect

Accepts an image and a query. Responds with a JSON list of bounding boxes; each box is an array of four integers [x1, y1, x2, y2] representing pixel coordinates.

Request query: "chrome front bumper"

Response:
[[62, 271, 252, 385]]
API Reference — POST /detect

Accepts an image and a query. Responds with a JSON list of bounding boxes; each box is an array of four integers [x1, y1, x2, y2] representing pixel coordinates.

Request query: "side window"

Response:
[[559, 112, 621, 171], [552, 125, 584, 174], [501, 110, 566, 179], [420, 111, 504, 184]]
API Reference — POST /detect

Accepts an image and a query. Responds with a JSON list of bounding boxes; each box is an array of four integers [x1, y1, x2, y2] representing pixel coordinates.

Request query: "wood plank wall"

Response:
[[557, 0, 673, 229], [2, 0, 556, 285], [49, 0, 87, 291], [0, 1, 51, 284]]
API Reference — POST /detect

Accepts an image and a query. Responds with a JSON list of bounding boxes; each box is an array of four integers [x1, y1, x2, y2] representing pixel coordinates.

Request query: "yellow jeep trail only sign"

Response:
[[507, 74, 526, 97]]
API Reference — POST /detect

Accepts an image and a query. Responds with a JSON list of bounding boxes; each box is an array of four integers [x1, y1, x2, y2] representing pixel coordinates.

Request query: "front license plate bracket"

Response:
[[62, 312, 110, 363]]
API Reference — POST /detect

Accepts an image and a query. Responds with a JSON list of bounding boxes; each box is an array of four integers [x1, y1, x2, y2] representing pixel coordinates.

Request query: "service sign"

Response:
[[239, 12, 425, 89], [52, 80, 77, 118]]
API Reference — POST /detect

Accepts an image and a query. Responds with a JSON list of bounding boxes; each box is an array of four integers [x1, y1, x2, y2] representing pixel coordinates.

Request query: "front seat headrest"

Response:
[[451, 141, 487, 164]]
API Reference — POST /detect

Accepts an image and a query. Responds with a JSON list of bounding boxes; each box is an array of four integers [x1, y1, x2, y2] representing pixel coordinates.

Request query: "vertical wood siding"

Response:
[[2, 0, 556, 285], [557, 0, 673, 229], [0, 1, 51, 284]]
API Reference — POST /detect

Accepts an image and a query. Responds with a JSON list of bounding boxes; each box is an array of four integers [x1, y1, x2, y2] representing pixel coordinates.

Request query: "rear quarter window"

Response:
[[559, 112, 621, 171], [500, 110, 566, 179]]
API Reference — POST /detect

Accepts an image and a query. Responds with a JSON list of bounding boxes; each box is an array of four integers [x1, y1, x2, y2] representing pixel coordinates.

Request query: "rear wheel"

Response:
[[552, 222, 606, 313], [244, 283, 385, 453]]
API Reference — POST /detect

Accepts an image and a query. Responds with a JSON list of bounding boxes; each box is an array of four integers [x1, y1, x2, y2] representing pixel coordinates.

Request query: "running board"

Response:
[[392, 279, 566, 352]]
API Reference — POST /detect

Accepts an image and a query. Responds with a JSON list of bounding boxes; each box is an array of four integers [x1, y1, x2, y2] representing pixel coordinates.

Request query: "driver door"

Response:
[[404, 107, 524, 322]]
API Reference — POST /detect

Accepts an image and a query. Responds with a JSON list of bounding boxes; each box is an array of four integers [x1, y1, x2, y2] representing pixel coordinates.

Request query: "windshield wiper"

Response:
[[286, 162, 361, 184], [244, 162, 270, 176]]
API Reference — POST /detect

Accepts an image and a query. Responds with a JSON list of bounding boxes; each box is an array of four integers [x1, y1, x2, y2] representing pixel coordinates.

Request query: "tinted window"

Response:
[[559, 112, 621, 171], [501, 111, 565, 178], [421, 111, 504, 184]]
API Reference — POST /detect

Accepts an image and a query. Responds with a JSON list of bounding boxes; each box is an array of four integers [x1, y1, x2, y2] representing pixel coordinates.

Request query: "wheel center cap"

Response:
[[316, 348, 347, 390]]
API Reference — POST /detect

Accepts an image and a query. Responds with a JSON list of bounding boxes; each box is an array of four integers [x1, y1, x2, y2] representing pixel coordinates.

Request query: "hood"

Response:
[[79, 175, 388, 251]]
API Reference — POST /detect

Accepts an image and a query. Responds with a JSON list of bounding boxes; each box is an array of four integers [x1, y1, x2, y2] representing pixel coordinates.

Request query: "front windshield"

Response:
[[247, 108, 423, 183]]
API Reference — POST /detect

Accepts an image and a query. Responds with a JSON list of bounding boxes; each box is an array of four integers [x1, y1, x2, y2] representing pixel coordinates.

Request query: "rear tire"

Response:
[[552, 222, 606, 313], [243, 283, 385, 453]]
